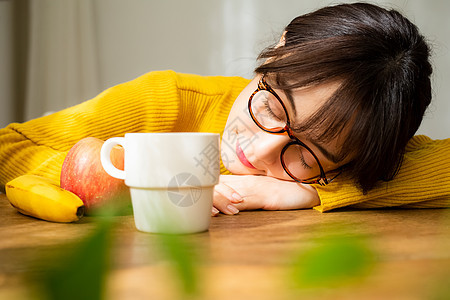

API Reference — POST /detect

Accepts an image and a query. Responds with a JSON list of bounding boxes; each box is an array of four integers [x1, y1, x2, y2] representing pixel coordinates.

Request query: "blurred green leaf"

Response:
[[157, 233, 199, 296], [429, 274, 450, 300], [290, 235, 375, 288], [39, 220, 113, 300]]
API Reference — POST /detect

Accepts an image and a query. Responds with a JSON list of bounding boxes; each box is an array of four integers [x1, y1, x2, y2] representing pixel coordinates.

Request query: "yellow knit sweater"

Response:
[[0, 70, 449, 212]]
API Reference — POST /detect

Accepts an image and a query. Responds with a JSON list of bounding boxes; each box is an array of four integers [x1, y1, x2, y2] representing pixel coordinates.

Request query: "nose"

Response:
[[252, 132, 290, 166]]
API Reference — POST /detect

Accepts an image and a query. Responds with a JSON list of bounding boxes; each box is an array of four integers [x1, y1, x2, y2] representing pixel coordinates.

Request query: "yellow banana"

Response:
[[5, 175, 85, 222]]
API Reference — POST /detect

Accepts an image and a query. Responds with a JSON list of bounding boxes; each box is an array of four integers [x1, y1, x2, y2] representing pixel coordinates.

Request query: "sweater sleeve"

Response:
[[313, 135, 450, 212], [0, 71, 181, 189]]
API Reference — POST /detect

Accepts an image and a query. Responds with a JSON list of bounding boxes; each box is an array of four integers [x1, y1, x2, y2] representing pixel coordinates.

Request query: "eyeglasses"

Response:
[[248, 74, 340, 186]]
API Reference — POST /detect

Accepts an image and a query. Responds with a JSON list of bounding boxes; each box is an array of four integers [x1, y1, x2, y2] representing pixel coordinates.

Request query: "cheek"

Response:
[[221, 89, 255, 151], [220, 110, 253, 173], [220, 104, 262, 174], [220, 138, 236, 172], [220, 101, 243, 172]]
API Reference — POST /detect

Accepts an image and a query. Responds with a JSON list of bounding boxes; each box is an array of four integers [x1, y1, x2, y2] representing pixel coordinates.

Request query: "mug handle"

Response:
[[101, 137, 126, 180]]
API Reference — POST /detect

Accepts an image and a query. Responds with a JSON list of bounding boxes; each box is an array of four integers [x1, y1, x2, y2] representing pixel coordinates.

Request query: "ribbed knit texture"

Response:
[[1, 70, 449, 211], [0, 71, 246, 187], [314, 135, 450, 212]]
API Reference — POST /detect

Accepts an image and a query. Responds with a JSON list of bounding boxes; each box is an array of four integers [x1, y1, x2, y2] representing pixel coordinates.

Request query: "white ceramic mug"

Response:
[[100, 132, 220, 234]]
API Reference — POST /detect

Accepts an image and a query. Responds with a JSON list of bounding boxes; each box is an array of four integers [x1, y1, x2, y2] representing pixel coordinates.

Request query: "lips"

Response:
[[236, 139, 257, 169]]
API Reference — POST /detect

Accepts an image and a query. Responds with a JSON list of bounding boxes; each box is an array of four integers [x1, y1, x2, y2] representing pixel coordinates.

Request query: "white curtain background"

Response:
[[0, 0, 14, 127], [24, 0, 100, 120], [1, 0, 449, 139]]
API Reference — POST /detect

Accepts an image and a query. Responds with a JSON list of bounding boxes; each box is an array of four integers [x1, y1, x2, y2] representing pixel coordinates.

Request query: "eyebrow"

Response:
[[267, 75, 297, 118], [306, 138, 343, 164], [267, 78, 343, 164], [281, 88, 297, 118]]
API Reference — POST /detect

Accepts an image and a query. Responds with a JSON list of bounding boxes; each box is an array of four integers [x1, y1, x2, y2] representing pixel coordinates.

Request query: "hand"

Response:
[[212, 174, 320, 216]]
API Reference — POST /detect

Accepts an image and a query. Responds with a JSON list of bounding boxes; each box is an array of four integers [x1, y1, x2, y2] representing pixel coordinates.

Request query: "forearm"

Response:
[[313, 136, 450, 212], [0, 127, 66, 188]]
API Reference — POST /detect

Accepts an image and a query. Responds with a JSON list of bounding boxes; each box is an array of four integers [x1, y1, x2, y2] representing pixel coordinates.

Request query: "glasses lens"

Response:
[[282, 143, 323, 183], [250, 91, 287, 131]]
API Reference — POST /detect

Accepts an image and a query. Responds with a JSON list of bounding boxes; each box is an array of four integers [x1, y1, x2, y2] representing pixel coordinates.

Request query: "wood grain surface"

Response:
[[0, 193, 449, 300]]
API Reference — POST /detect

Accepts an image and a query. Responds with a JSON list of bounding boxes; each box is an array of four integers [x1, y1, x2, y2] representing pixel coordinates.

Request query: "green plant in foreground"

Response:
[[289, 235, 376, 289], [157, 233, 200, 296], [38, 220, 113, 300], [32, 213, 200, 300]]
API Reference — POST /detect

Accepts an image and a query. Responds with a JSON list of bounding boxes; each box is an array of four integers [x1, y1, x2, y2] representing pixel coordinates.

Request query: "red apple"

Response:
[[60, 137, 130, 213]]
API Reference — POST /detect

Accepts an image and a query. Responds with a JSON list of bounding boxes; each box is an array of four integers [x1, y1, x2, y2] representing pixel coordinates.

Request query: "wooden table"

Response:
[[0, 193, 449, 300]]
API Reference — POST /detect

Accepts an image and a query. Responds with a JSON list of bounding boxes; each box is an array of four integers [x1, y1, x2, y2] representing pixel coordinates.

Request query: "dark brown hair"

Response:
[[255, 3, 432, 193]]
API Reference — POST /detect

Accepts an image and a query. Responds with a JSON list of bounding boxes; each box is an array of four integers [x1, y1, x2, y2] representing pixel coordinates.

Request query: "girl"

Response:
[[0, 3, 449, 216]]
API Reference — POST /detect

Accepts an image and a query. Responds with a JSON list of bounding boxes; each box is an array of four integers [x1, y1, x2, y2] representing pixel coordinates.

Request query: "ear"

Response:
[[275, 31, 287, 48]]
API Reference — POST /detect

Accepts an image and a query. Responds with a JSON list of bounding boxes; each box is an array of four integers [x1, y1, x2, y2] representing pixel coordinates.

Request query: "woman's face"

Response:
[[221, 74, 350, 182]]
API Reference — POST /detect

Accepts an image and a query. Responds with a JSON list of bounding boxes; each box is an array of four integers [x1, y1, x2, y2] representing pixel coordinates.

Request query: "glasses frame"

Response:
[[248, 74, 335, 186]]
